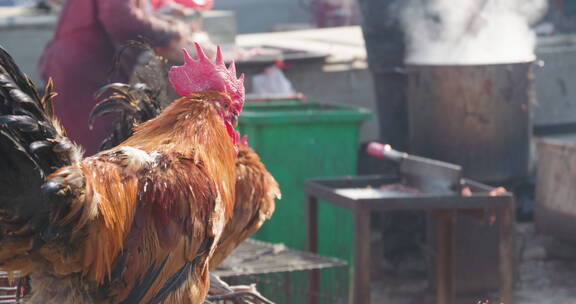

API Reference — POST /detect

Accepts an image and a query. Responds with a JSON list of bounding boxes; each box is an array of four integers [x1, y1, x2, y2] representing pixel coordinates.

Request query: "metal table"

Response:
[[214, 238, 347, 278], [214, 239, 348, 303], [305, 175, 515, 304]]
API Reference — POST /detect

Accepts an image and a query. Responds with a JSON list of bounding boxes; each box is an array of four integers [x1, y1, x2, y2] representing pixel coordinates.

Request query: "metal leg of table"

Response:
[[307, 195, 319, 253], [499, 202, 515, 304], [353, 209, 371, 304], [436, 211, 455, 304], [284, 272, 293, 303], [307, 195, 320, 304]]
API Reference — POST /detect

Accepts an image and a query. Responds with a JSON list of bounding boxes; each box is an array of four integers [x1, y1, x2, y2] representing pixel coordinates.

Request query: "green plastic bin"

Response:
[[238, 102, 371, 263], [238, 102, 370, 303]]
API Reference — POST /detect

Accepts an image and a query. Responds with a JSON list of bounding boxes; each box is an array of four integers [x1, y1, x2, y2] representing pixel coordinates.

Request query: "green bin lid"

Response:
[[238, 102, 372, 125]]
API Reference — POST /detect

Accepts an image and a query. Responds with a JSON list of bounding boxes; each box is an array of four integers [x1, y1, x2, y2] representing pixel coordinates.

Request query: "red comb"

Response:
[[168, 43, 245, 108]]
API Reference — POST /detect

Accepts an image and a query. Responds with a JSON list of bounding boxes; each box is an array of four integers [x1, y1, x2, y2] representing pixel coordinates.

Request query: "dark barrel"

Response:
[[408, 61, 533, 294], [406, 61, 535, 183]]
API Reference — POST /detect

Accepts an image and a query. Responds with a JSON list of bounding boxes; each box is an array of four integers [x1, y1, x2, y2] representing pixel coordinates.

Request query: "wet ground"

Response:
[[370, 223, 576, 304]]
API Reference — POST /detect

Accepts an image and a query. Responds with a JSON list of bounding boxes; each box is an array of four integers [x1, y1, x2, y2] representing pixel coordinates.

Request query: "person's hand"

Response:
[[167, 3, 194, 17], [174, 7, 197, 18], [156, 2, 193, 18]]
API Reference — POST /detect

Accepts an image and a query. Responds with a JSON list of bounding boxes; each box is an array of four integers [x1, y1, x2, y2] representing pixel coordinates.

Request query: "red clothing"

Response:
[[39, 0, 190, 155], [151, 0, 214, 10], [151, 0, 170, 9]]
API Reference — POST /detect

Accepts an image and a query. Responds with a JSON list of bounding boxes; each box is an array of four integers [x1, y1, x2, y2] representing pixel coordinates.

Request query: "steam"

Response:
[[401, 0, 548, 64]]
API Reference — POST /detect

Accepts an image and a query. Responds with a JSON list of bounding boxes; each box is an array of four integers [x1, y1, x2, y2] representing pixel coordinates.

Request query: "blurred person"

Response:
[[39, 0, 195, 154]]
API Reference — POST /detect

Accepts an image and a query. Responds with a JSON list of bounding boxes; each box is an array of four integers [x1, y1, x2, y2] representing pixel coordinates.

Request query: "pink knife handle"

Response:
[[366, 142, 405, 162], [366, 142, 387, 158]]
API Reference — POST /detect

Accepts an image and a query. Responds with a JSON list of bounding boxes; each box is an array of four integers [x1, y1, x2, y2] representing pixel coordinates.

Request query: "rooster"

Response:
[[90, 67, 281, 273], [0, 43, 244, 303]]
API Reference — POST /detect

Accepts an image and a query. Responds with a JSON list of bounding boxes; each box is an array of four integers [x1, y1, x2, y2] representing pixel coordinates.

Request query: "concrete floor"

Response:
[[370, 223, 576, 304]]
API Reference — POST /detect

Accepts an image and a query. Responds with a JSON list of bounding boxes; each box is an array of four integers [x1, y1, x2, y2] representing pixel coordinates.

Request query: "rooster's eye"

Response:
[[223, 103, 230, 109]]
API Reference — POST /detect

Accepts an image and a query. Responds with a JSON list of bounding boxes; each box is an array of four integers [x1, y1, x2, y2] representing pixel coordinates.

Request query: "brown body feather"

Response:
[[1, 94, 237, 304]]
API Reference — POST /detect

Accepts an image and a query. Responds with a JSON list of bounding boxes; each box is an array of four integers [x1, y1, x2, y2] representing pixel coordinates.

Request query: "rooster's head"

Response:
[[168, 43, 245, 144]]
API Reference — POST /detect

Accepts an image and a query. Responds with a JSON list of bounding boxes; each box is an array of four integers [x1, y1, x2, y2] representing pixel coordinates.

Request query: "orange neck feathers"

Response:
[[124, 92, 237, 219]]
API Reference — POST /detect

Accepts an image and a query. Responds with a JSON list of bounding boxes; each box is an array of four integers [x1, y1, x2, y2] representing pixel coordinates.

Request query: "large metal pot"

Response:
[[406, 61, 532, 294], [406, 61, 535, 183]]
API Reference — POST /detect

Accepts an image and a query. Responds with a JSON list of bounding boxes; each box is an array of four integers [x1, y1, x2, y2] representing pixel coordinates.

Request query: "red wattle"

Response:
[[225, 121, 238, 146]]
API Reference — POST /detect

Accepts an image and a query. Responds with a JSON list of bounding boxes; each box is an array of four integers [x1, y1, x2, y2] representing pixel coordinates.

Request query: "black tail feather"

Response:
[[0, 44, 81, 240], [92, 82, 162, 151], [0, 45, 80, 170]]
